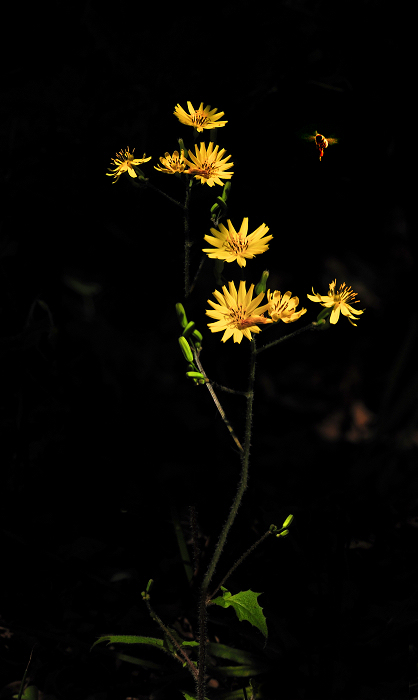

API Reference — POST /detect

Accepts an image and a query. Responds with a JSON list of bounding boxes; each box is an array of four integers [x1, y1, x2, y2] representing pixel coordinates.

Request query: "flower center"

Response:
[[228, 305, 246, 328], [331, 283, 358, 305], [225, 235, 248, 255], [193, 111, 209, 127]]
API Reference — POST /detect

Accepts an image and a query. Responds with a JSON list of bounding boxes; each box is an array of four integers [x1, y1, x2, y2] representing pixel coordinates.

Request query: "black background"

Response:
[[1, 1, 415, 699]]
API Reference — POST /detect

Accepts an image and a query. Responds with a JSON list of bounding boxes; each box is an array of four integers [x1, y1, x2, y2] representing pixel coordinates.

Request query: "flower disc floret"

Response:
[[174, 102, 227, 131], [206, 280, 272, 343], [307, 279, 364, 326], [267, 290, 307, 323], [203, 218, 272, 268], [106, 148, 152, 183], [184, 142, 234, 187], [154, 150, 186, 174]]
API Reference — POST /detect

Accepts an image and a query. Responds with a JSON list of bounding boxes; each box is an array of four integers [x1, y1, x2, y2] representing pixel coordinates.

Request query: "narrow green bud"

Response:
[[277, 529, 289, 538], [176, 303, 188, 329], [178, 336, 194, 363], [182, 321, 196, 338], [192, 329, 203, 342], [178, 138, 187, 158], [215, 196, 228, 212], [186, 371, 205, 380], [282, 514, 294, 528], [221, 181, 231, 201], [255, 270, 269, 296]]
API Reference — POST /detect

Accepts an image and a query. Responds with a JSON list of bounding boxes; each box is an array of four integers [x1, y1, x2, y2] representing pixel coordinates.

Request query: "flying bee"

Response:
[[305, 131, 338, 160], [238, 315, 271, 330]]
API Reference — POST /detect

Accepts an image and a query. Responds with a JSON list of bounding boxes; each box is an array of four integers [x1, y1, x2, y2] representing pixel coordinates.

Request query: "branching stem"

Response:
[[196, 338, 257, 700]]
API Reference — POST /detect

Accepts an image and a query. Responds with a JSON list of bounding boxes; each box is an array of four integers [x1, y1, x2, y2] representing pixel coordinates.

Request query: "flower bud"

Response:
[[255, 270, 269, 296], [221, 181, 231, 202], [178, 138, 187, 159], [277, 529, 289, 538], [186, 371, 206, 380], [176, 303, 188, 329], [178, 336, 194, 363], [182, 321, 196, 339], [282, 514, 294, 528]]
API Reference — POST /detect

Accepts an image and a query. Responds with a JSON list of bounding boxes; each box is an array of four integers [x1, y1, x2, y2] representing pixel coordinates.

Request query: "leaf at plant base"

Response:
[[211, 587, 268, 638], [91, 635, 165, 651]]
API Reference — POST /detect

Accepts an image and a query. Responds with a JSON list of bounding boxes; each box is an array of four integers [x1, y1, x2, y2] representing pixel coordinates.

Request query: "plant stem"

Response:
[[209, 529, 272, 601], [145, 181, 186, 210], [184, 180, 193, 298], [143, 597, 198, 679], [196, 338, 257, 700], [193, 350, 244, 454], [256, 321, 319, 354]]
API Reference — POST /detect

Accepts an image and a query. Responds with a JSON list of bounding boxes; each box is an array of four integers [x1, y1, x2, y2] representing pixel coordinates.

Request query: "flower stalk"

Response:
[[196, 338, 257, 700]]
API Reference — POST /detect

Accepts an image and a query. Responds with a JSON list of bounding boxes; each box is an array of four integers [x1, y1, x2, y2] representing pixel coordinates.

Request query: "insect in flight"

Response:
[[304, 131, 338, 160]]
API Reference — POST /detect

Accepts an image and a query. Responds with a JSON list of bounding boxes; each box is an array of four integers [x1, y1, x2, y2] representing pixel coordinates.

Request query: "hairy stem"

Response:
[[193, 350, 244, 454], [184, 181, 193, 298], [196, 338, 257, 700]]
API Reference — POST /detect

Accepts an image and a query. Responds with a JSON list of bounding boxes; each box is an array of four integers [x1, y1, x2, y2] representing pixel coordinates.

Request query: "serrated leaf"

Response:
[[211, 588, 268, 638]]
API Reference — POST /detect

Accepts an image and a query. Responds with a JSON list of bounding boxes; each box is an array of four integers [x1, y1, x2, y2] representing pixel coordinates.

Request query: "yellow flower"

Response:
[[174, 102, 227, 132], [184, 142, 234, 187], [267, 290, 307, 323], [106, 148, 152, 183], [154, 150, 186, 174], [307, 279, 364, 326], [203, 218, 273, 268], [206, 280, 272, 343]]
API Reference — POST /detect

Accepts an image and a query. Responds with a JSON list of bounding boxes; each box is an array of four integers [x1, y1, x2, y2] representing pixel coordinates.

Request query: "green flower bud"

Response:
[[221, 181, 231, 201], [277, 529, 289, 538], [215, 196, 228, 212], [255, 270, 269, 296], [192, 329, 203, 343], [186, 371, 206, 380], [178, 336, 194, 363], [178, 138, 187, 159], [176, 303, 188, 329], [282, 514, 294, 528], [182, 321, 196, 338]]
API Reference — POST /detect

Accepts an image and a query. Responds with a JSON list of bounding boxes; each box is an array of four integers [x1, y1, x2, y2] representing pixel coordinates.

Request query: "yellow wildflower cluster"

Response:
[[206, 282, 307, 344], [105, 103, 365, 346]]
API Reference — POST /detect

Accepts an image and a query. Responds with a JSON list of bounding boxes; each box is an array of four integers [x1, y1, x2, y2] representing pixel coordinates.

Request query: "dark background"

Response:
[[1, 1, 415, 699]]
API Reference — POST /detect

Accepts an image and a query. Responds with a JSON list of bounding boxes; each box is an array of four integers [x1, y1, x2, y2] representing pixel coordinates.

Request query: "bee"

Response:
[[238, 315, 271, 330], [305, 131, 338, 160]]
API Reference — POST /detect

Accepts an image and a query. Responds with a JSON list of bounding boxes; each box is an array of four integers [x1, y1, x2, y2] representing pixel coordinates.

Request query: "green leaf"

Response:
[[14, 687, 38, 700], [207, 643, 260, 664], [91, 635, 165, 651], [211, 588, 268, 638]]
